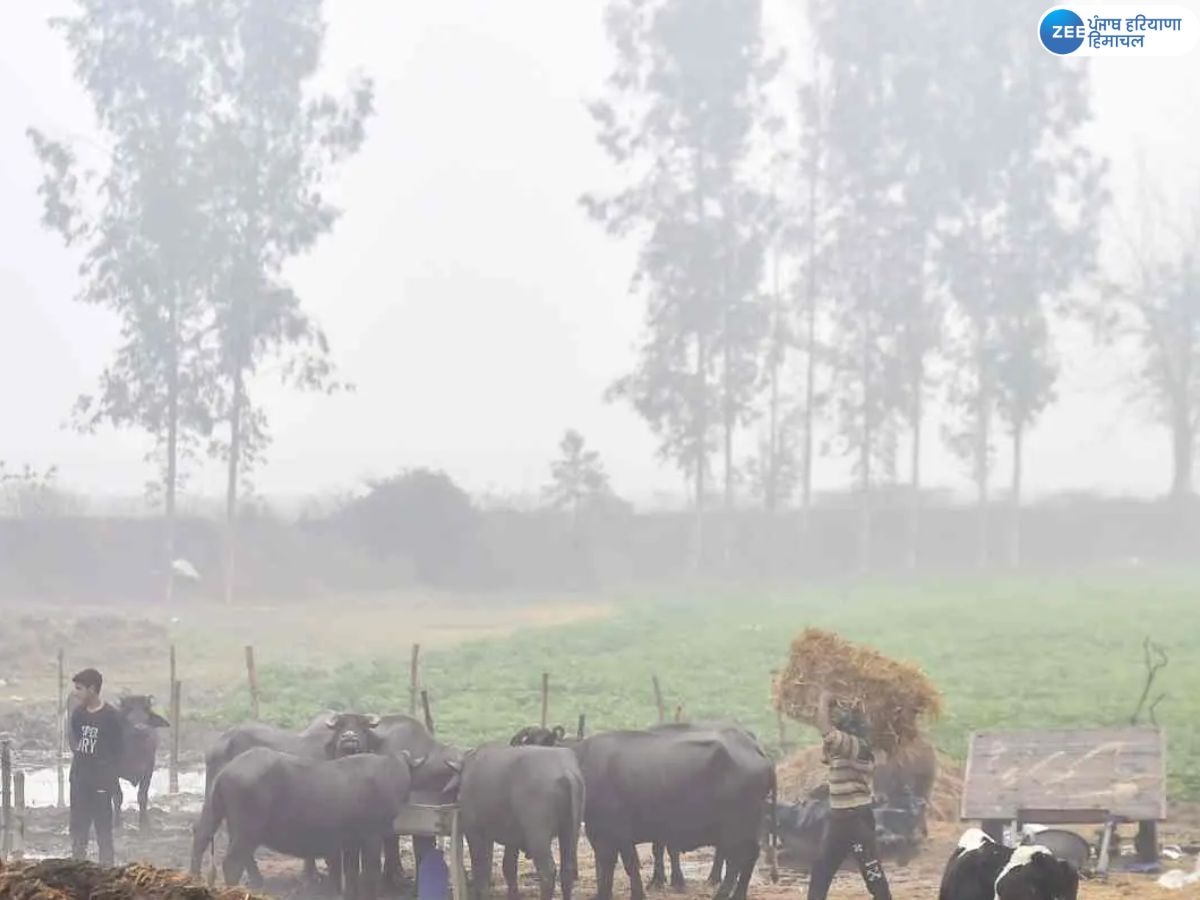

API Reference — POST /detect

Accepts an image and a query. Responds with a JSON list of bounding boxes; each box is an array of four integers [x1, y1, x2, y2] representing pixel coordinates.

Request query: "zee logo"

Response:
[[1040, 8, 1087, 53]]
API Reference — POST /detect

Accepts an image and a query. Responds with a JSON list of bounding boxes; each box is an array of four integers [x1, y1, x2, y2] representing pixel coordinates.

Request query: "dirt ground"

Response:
[[7, 797, 1200, 900]]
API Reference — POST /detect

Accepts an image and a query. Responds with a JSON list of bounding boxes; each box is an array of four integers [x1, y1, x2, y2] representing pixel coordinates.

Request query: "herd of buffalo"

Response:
[[96, 699, 1081, 900]]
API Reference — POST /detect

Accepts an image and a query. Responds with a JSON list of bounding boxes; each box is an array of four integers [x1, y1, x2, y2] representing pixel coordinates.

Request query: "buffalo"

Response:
[[571, 725, 776, 900], [447, 744, 584, 900], [113, 694, 170, 830], [203, 710, 462, 890], [191, 746, 419, 900], [202, 711, 384, 887]]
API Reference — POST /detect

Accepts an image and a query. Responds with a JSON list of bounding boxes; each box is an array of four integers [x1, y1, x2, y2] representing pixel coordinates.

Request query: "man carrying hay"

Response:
[[68, 667, 123, 867], [807, 689, 892, 900]]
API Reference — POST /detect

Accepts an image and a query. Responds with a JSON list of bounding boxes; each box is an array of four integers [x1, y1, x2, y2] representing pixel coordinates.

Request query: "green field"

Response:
[[213, 572, 1200, 799]]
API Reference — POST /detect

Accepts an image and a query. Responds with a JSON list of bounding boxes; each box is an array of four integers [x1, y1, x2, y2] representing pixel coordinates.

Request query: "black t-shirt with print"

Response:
[[69, 702, 124, 789]]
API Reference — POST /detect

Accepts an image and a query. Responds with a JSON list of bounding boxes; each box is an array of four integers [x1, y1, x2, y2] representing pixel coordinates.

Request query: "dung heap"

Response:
[[0, 859, 271, 900], [774, 627, 943, 753]]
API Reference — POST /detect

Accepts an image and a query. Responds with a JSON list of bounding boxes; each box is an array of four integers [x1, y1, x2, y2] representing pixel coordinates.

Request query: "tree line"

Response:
[[582, 0, 1193, 573], [15, 0, 1199, 595]]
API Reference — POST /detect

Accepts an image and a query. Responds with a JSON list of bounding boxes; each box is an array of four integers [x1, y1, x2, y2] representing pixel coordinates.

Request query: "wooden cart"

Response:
[[960, 726, 1167, 872]]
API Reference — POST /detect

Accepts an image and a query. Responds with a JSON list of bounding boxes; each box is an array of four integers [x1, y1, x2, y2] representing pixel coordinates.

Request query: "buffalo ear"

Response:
[[366, 715, 381, 728], [149, 713, 170, 728], [325, 715, 340, 729]]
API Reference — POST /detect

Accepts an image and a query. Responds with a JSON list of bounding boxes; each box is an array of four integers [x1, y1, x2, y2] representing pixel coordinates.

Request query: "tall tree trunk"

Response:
[[764, 247, 782, 514], [907, 358, 923, 572], [974, 330, 990, 569], [692, 334, 708, 575], [1009, 420, 1023, 569], [163, 297, 179, 606], [858, 308, 873, 575], [766, 357, 780, 514], [801, 44, 821, 534], [224, 369, 244, 606]]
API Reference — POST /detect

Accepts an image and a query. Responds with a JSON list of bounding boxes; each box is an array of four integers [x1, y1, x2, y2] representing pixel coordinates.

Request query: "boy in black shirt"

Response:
[[69, 667, 123, 866]]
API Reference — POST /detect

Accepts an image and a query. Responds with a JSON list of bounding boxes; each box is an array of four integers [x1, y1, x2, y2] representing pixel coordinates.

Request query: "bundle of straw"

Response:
[[774, 628, 943, 753]]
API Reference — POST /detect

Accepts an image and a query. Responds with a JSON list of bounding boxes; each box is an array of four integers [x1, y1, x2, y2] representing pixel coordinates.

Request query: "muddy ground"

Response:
[[7, 790, 1200, 900]]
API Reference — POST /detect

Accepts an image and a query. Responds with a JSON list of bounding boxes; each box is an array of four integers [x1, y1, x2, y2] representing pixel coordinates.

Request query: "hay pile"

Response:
[[775, 743, 964, 822], [0, 859, 268, 900], [774, 628, 943, 753]]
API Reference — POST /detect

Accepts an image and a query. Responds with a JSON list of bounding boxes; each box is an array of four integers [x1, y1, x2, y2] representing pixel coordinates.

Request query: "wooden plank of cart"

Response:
[[393, 795, 468, 900], [960, 725, 1167, 873]]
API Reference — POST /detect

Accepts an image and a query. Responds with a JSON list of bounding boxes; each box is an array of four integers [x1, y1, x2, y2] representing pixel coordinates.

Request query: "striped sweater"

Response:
[[821, 728, 874, 810]]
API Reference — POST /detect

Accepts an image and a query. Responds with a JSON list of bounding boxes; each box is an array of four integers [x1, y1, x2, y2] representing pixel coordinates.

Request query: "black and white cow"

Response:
[[940, 829, 1078, 900]]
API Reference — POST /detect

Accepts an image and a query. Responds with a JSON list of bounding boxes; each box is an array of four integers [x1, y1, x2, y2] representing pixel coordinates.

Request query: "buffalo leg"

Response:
[[328, 854, 346, 898], [729, 846, 759, 900], [712, 848, 740, 900], [502, 845, 521, 900], [362, 837, 383, 900], [223, 840, 259, 889], [619, 845, 646, 900], [529, 836, 558, 900], [669, 849, 685, 891], [649, 843, 667, 890], [559, 823, 578, 900], [343, 845, 362, 900], [137, 777, 150, 830], [591, 842, 619, 900], [467, 835, 494, 900], [706, 853, 724, 887]]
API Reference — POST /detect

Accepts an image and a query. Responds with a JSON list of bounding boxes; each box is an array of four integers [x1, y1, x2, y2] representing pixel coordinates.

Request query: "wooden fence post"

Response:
[[1, 738, 11, 861], [245, 646, 260, 720], [674, 705, 684, 723], [57, 648, 65, 809], [540, 673, 550, 729], [421, 690, 435, 734], [12, 771, 23, 861], [577, 714, 586, 740], [770, 669, 788, 754], [170, 679, 182, 795], [169, 646, 179, 794], [652, 675, 665, 723], [410, 644, 421, 717]]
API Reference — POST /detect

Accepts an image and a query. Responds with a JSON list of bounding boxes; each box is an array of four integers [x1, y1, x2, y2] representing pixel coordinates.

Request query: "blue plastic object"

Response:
[[418, 846, 451, 900]]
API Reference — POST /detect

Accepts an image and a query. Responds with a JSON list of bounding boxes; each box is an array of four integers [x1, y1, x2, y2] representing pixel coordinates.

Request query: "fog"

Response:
[[0, 1, 1197, 518]]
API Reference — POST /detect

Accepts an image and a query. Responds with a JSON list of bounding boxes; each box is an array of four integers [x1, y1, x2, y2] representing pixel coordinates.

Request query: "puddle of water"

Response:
[[17, 766, 206, 810]]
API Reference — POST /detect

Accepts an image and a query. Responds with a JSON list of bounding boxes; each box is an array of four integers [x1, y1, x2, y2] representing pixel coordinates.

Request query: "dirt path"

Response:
[[11, 803, 1199, 900]]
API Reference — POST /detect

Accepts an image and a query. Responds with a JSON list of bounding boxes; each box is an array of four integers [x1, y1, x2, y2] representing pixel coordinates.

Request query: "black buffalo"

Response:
[[114, 694, 170, 830], [448, 744, 584, 900], [642, 723, 775, 893], [571, 725, 776, 900], [190, 746, 418, 900], [202, 711, 385, 887]]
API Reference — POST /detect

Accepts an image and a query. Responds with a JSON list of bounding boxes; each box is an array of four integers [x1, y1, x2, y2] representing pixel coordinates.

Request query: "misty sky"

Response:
[[2, 1, 1199, 510]]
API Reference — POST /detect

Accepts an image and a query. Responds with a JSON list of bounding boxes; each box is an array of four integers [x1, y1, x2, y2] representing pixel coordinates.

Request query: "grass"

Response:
[[206, 572, 1200, 800]]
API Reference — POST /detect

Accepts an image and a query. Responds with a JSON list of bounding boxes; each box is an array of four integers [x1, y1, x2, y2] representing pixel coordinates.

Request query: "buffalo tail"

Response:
[[767, 766, 779, 883]]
